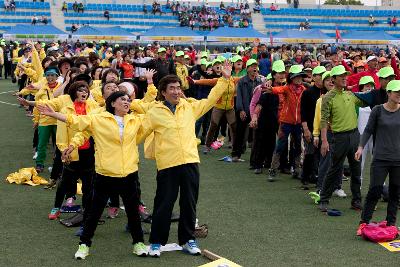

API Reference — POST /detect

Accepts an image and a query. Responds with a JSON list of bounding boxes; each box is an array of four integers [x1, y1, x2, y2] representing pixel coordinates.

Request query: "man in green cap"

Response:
[[175, 51, 190, 96], [231, 58, 262, 162], [319, 65, 366, 212], [300, 65, 326, 188]]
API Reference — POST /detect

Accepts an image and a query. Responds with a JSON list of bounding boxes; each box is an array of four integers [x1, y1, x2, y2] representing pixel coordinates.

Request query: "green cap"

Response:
[[139, 46, 144, 50], [184, 55, 190, 59], [312, 66, 326, 76], [157, 47, 166, 53], [114, 44, 119, 48], [359, 76, 375, 86], [330, 65, 349, 77], [246, 59, 258, 68], [200, 51, 208, 58], [236, 46, 244, 53], [15, 41, 20, 45], [289, 65, 303, 74], [386, 80, 400, 92], [322, 71, 331, 82], [230, 55, 242, 63], [272, 60, 285, 73], [0, 41, 5, 46], [217, 55, 226, 62], [41, 42, 46, 48], [99, 40, 106, 44], [206, 62, 213, 69], [200, 58, 208, 65], [266, 73, 272, 80], [378, 66, 395, 78], [175, 51, 185, 57], [212, 58, 223, 66]]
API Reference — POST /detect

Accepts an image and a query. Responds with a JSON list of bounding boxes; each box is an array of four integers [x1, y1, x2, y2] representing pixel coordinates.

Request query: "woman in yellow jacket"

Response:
[[45, 81, 99, 220], [146, 63, 233, 257], [38, 91, 150, 259]]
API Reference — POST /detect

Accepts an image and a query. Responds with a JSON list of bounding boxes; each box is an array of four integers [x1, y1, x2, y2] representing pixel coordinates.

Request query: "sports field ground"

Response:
[[0, 79, 398, 266]]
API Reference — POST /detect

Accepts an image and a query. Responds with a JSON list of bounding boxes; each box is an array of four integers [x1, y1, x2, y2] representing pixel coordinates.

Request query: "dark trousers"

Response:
[[361, 160, 400, 226], [80, 172, 143, 247], [4, 62, 11, 79], [149, 163, 199, 245], [231, 111, 250, 158], [302, 137, 320, 184], [54, 148, 94, 209], [32, 127, 38, 149], [195, 110, 211, 143], [50, 148, 63, 181], [251, 127, 277, 169], [320, 129, 362, 204], [0, 64, 3, 78]]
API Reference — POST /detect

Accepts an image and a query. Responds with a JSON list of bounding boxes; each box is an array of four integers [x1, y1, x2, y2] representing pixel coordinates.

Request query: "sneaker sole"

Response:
[[182, 248, 201, 256], [135, 252, 148, 257], [149, 253, 160, 258]]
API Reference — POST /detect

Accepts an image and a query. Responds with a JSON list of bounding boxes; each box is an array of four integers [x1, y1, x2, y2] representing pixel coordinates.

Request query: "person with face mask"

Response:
[[318, 65, 366, 212], [356, 80, 400, 235]]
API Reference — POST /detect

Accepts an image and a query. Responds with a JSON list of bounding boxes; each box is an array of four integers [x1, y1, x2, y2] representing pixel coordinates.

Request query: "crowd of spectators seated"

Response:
[[388, 16, 397, 27], [299, 18, 310, 31], [31, 15, 48, 25], [3, 0, 16, 11], [166, 1, 251, 31], [71, 1, 84, 13]]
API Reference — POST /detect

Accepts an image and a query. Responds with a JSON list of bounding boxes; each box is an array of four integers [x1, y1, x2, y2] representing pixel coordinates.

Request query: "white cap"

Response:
[[147, 44, 152, 47], [367, 55, 377, 62]]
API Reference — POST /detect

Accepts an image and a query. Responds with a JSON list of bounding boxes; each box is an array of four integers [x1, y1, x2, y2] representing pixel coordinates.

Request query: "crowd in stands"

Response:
[[31, 15, 48, 25], [3, 0, 16, 11], [163, 1, 251, 30]]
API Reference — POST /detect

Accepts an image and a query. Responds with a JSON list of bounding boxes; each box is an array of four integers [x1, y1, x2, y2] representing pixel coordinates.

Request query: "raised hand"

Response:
[[17, 96, 29, 106], [37, 104, 55, 117], [221, 60, 232, 79], [144, 69, 157, 82]]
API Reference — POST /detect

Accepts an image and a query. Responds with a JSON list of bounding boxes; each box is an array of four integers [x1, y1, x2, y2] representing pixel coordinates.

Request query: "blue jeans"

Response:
[[271, 123, 302, 174]]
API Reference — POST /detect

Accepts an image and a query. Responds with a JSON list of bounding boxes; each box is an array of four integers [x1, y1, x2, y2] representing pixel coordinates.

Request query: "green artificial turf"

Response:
[[0, 79, 399, 267]]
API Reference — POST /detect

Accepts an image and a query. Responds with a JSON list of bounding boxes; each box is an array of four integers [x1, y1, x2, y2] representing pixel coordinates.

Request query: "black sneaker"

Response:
[[318, 202, 328, 212], [268, 169, 277, 182], [351, 201, 363, 211]]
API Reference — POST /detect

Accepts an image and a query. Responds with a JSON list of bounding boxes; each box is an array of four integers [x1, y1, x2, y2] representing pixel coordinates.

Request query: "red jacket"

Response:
[[119, 62, 135, 79], [272, 83, 305, 125], [347, 68, 380, 92]]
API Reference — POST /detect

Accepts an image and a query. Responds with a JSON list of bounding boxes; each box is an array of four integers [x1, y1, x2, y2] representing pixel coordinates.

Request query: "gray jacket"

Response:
[[235, 75, 263, 115]]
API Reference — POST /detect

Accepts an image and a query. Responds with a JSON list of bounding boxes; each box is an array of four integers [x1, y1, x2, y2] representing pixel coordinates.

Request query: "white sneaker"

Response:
[[182, 240, 201, 255], [75, 244, 89, 260], [148, 243, 161, 257], [32, 151, 38, 160], [333, 189, 347, 198]]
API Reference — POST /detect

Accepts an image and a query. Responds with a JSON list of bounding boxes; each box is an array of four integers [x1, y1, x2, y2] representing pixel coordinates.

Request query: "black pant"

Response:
[[50, 148, 63, 181], [54, 148, 94, 209], [231, 111, 250, 158], [320, 129, 362, 204], [361, 160, 400, 226], [4, 62, 11, 79], [149, 163, 199, 245], [251, 127, 277, 169], [80, 172, 143, 246]]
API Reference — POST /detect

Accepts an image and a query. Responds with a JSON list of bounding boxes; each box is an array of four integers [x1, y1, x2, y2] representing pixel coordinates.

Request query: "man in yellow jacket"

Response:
[[175, 50, 190, 95], [145, 62, 234, 257]]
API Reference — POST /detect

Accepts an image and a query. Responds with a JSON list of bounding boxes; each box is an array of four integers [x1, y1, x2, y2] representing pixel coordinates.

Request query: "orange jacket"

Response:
[[272, 84, 306, 125]]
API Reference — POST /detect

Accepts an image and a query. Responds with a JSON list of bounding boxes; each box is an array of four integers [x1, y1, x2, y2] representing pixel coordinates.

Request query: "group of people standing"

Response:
[[7, 38, 400, 260]]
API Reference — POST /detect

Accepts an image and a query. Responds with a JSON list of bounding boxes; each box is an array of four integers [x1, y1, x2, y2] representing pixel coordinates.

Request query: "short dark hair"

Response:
[[68, 81, 89, 101], [101, 81, 117, 95], [106, 91, 128, 114], [157, 74, 181, 101], [101, 68, 119, 84]]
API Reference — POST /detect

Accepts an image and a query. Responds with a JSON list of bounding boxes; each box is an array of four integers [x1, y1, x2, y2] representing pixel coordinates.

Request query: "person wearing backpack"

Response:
[[355, 80, 400, 235]]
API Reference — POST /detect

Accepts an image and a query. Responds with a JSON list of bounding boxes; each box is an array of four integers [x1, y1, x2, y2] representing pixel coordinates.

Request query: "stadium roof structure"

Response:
[[72, 26, 136, 41], [340, 30, 399, 45], [139, 26, 204, 42], [272, 29, 335, 44], [2, 24, 68, 40], [206, 27, 267, 43]]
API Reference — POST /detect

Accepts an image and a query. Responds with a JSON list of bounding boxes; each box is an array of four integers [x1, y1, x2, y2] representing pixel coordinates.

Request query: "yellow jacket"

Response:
[[39, 48, 46, 62], [90, 81, 104, 106], [12, 48, 20, 64], [34, 82, 61, 126], [0, 47, 4, 65], [144, 77, 232, 170], [30, 48, 44, 83], [66, 112, 148, 177], [81, 47, 96, 57], [176, 62, 189, 90], [55, 98, 99, 162], [313, 97, 322, 137], [214, 80, 236, 110]]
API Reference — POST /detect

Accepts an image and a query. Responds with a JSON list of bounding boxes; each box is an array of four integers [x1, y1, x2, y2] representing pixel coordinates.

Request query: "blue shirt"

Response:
[[258, 58, 271, 77], [164, 100, 176, 114]]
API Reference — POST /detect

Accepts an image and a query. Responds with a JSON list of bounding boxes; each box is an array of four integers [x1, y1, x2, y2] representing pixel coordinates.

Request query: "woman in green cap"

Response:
[[356, 79, 400, 235]]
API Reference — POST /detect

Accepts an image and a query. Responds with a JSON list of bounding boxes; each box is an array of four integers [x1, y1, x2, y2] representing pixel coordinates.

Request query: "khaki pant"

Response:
[[205, 108, 236, 147]]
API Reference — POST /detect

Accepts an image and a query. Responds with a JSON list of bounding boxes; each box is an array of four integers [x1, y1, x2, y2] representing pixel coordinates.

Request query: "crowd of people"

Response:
[[3, 0, 16, 11], [31, 15, 48, 25], [2, 37, 400, 259]]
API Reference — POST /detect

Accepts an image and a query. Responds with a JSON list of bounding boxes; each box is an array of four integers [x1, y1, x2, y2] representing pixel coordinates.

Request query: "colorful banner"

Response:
[[139, 36, 204, 42]]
